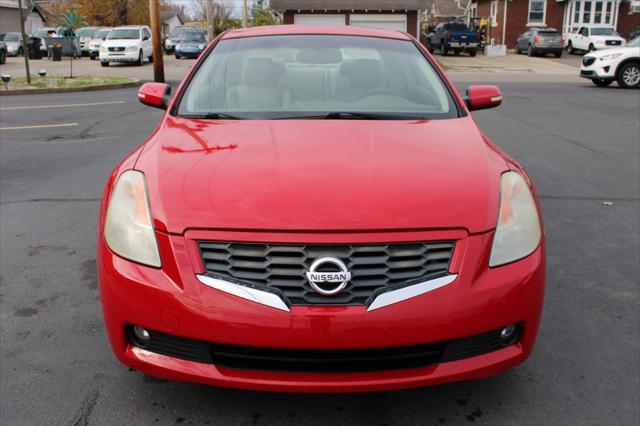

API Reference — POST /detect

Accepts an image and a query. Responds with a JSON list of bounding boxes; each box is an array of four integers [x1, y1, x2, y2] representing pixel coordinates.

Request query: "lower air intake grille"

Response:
[[127, 324, 521, 373], [198, 241, 455, 305]]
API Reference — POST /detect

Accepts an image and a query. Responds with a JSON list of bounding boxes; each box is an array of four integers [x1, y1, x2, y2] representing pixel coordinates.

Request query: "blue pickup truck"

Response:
[[427, 22, 478, 57]]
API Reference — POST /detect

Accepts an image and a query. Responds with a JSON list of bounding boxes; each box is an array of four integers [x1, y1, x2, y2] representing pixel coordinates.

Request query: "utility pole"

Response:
[[207, 0, 215, 41], [242, 0, 249, 28], [149, 0, 164, 82], [17, 0, 31, 84]]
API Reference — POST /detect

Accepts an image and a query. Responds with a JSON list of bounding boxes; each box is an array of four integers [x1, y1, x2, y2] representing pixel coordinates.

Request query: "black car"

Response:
[[516, 28, 563, 57]]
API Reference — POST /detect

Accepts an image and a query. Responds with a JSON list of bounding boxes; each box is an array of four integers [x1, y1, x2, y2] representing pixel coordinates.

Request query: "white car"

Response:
[[566, 26, 626, 53], [99, 26, 152, 67], [580, 37, 640, 88], [89, 28, 111, 60]]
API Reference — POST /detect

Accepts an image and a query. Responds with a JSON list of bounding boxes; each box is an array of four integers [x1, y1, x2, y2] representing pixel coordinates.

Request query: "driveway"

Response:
[[1, 77, 638, 425]]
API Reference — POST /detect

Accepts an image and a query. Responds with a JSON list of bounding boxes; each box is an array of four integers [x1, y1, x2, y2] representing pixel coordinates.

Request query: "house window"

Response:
[[528, 0, 546, 24], [594, 1, 603, 23], [583, 1, 592, 23], [490, 1, 498, 26], [574, 1, 581, 23], [604, 1, 613, 24]]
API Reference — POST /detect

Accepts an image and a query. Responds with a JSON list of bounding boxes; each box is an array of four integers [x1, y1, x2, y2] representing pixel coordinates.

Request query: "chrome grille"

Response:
[[198, 242, 455, 305]]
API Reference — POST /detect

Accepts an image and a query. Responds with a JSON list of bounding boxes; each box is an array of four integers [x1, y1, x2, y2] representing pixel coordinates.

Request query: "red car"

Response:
[[99, 25, 545, 393]]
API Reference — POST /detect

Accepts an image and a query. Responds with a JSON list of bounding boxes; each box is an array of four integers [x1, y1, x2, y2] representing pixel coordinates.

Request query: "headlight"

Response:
[[595, 39, 605, 44], [600, 53, 623, 61], [127, 46, 137, 52], [198, 43, 205, 49], [175, 44, 182, 50], [100, 46, 107, 52], [104, 170, 161, 267], [489, 171, 542, 267]]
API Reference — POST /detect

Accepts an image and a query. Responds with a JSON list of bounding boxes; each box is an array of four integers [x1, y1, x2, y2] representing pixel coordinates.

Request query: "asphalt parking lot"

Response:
[[1, 77, 638, 425]]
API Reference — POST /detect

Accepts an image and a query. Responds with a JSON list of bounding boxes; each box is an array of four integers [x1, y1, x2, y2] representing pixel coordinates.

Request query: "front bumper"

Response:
[[99, 50, 139, 62], [175, 48, 202, 58], [580, 59, 615, 80], [99, 229, 545, 393]]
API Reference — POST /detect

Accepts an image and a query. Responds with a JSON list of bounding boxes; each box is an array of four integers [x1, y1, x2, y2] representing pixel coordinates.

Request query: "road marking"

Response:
[[0, 101, 126, 111], [0, 123, 79, 131]]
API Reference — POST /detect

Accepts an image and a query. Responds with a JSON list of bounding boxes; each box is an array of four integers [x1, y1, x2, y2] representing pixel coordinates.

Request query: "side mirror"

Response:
[[138, 82, 171, 110], [143, 35, 150, 41], [465, 85, 502, 111]]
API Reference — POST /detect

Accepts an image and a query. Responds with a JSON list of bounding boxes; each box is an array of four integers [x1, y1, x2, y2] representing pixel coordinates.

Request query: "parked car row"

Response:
[[0, 25, 209, 65]]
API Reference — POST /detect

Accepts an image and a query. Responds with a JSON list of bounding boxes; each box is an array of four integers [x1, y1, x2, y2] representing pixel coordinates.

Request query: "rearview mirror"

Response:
[[465, 85, 502, 111], [138, 82, 171, 110]]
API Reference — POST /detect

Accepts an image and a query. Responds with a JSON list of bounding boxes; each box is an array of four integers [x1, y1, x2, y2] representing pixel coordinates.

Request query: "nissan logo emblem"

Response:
[[306, 257, 351, 296]]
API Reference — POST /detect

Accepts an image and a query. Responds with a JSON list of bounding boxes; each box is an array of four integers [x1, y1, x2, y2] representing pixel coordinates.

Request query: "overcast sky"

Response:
[[166, 0, 258, 18]]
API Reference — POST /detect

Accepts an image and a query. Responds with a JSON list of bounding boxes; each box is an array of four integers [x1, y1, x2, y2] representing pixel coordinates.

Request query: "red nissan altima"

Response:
[[98, 25, 545, 392]]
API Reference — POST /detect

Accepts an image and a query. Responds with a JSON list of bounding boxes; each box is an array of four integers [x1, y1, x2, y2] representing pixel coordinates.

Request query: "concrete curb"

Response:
[[0, 79, 141, 96]]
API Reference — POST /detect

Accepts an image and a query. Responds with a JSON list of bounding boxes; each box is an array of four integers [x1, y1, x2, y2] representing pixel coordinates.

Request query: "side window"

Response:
[[144, 28, 151, 39], [581, 27, 588, 36]]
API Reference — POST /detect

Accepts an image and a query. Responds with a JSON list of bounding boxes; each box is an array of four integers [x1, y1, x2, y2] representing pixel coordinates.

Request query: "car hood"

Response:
[[589, 45, 637, 57], [102, 39, 140, 47], [135, 116, 509, 234]]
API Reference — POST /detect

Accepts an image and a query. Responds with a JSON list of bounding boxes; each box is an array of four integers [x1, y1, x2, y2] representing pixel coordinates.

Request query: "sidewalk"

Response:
[[437, 51, 579, 73], [0, 55, 192, 83]]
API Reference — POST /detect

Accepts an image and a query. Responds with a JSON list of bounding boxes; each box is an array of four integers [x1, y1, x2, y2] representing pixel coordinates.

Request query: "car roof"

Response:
[[222, 25, 411, 41]]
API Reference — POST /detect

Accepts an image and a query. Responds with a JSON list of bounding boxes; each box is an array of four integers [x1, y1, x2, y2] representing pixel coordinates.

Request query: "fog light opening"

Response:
[[500, 324, 518, 345], [131, 325, 151, 348]]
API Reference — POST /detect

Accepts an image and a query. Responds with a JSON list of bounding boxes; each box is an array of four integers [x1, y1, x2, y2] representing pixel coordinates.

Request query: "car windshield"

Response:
[[625, 37, 640, 47], [4, 33, 20, 42], [178, 35, 456, 120], [108, 29, 139, 40], [182, 33, 205, 42], [170, 27, 191, 38], [95, 29, 111, 40], [447, 23, 469, 31], [76, 28, 96, 38], [590, 28, 618, 36]]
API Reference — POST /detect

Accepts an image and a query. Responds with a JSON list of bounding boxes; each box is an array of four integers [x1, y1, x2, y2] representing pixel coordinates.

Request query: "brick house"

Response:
[[270, 0, 431, 37], [471, 0, 639, 48]]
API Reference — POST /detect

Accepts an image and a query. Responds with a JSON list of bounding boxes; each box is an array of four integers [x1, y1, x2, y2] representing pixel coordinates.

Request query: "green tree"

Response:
[[251, 0, 278, 27], [57, 9, 87, 78]]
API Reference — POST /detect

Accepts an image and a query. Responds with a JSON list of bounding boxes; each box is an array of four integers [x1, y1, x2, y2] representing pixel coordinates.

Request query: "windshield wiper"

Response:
[[274, 112, 403, 120], [180, 113, 244, 120]]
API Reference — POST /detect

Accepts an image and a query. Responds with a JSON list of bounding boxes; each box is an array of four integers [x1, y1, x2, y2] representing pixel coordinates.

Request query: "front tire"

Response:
[[100, 61, 109, 67], [468, 49, 477, 57], [567, 41, 574, 54], [0, 50, 6, 64], [588, 44, 595, 52], [592, 78, 613, 87], [136, 50, 143, 66], [555, 51, 562, 58], [528, 44, 535, 57], [617, 62, 640, 88]]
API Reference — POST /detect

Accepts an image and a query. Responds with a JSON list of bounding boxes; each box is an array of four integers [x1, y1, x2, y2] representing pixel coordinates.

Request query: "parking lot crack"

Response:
[[71, 390, 99, 426]]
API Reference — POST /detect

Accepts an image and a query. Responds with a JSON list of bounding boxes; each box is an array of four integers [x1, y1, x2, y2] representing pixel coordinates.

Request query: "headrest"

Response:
[[339, 59, 385, 89], [241, 57, 283, 86]]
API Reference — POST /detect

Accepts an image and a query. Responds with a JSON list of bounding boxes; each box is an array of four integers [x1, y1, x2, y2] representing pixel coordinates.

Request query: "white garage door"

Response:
[[349, 14, 407, 32], [294, 14, 346, 26]]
